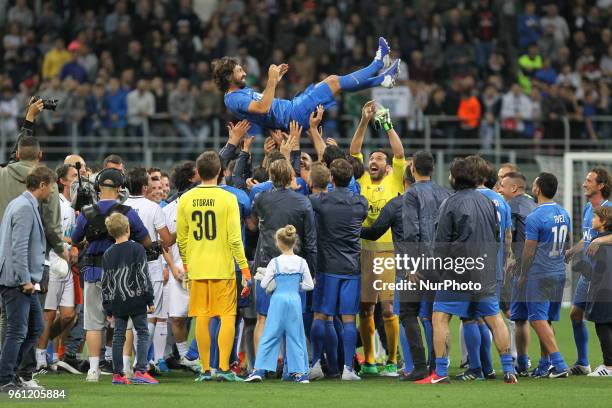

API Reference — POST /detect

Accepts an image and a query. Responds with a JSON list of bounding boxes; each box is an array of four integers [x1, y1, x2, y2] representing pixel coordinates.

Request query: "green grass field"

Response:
[[5, 311, 612, 408]]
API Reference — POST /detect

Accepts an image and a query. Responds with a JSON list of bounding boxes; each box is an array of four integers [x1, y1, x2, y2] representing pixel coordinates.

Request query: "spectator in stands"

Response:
[[169, 78, 195, 156], [457, 81, 482, 145], [289, 42, 316, 91], [0, 86, 19, 139], [472, 0, 497, 71], [39, 77, 66, 137], [63, 79, 88, 135], [36, 2, 63, 37], [194, 80, 222, 143], [105, 0, 131, 35], [127, 79, 155, 137], [480, 85, 501, 150], [541, 84, 566, 142], [541, 4, 570, 46], [60, 41, 88, 83], [103, 77, 128, 137], [3, 23, 23, 62], [42, 38, 71, 80], [7, 0, 33, 29], [518, 43, 543, 94], [501, 83, 532, 138], [444, 32, 476, 77], [151, 77, 168, 114], [518, 2, 541, 51]]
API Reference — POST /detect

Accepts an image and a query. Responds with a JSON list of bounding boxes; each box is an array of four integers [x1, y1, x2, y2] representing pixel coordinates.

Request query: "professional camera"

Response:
[[72, 162, 96, 212], [33, 95, 59, 111], [146, 241, 163, 262]]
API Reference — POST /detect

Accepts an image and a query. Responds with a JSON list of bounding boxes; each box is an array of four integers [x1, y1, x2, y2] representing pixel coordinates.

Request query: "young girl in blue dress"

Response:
[[245, 225, 314, 383]]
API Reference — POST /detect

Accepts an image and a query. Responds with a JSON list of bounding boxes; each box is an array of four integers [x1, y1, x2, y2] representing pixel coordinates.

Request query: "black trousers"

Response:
[[399, 299, 427, 371], [595, 323, 612, 366]]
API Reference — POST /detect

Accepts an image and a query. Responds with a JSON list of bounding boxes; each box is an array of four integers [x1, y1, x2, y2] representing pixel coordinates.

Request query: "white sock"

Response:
[[176, 341, 188, 358], [153, 321, 168, 361], [508, 320, 517, 359], [89, 356, 100, 371], [147, 322, 156, 353], [36, 348, 47, 367], [76, 353, 82, 360], [123, 355, 131, 371], [105, 346, 112, 362], [460, 322, 468, 364], [52, 353, 59, 362]]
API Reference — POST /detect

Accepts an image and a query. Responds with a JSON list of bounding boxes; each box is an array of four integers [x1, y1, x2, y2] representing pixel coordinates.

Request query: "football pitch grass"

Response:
[[10, 311, 612, 408]]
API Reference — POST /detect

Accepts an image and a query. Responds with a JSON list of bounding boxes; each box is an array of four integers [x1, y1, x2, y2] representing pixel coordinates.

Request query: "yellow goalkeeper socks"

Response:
[[218, 316, 236, 372], [359, 314, 376, 364], [383, 315, 400, 364], [195, 316, 211, 371]]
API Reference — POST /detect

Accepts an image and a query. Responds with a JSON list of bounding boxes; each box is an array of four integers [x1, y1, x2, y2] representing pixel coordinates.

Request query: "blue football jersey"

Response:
[[525, 202, 572, 277], [224, 88, 292, 130], [478, 187, 513, 280], [582, 200, 611, 256]]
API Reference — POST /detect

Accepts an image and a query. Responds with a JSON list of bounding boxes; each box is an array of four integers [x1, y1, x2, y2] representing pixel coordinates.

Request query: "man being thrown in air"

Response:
[[213, 37, 400, 131]]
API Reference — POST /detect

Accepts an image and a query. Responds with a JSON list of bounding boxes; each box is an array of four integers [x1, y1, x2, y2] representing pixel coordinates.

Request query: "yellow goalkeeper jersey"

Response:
[[176, 185, 248, 280], [352, 153, 406, 251]]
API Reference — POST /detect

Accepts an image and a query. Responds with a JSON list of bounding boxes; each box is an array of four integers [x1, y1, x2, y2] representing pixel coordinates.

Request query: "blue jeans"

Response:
[[112, 313, 149, 375], [0, 286, 43, 384]]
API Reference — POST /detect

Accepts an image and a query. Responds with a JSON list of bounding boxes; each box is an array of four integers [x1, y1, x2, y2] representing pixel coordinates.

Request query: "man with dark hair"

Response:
[[71, 168, 151, 382], [499, 171, 537, 376], [35, 164, 78, 373], [309, 158, 368, 381], [565, 167, 612, 375], [0, 102, 66, 387], [214, 38, 400, 131], [517, 173, 571, 378], [102, 154, 124, 171], [125, 168, 173, 373], [309, 163, 330, 195], [458, 155, 512, 381], [399, 151, 450, 381], [177, 150, 251, 382], [0, 166, 56, 391], [320, 145, 359, 194], [417, 158, 517, 384], [350, 100, 406, 376], [247, 158, 317, 364], [160, 162, 200, 370]]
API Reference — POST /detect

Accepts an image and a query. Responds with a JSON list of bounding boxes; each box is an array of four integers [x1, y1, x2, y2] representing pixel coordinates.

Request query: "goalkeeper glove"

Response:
[[374, 106, 393, 131]]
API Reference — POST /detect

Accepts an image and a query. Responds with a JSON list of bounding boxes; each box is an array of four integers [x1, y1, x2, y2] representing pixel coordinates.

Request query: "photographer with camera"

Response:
[[0, 98, 68, 388], [125, 167, 174, 373], [70, 168, 152, 382]]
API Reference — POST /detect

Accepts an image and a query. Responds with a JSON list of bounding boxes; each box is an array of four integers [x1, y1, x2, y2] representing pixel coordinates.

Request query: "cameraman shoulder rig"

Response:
[[83, 202, 131, 242]]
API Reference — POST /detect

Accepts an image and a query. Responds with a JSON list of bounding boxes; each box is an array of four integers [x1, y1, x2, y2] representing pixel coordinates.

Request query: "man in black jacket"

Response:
[[247, 159, 317, 354], [309, 159, 368, 381], [417, 158, 517, 384]]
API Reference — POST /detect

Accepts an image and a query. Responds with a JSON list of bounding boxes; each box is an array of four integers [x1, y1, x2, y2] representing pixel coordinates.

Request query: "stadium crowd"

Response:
[[2, 0, 612, 150]]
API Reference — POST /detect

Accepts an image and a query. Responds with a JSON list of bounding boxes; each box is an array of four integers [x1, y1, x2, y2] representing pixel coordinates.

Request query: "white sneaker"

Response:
[[570, 364, 592, 375], [180, 356, 200, 368], [587, 365, 612, 377], [341, 366, 361, 381], [309, 360, 324, 381], [19, 377, 45, 389], [86, 368, 100, 382]]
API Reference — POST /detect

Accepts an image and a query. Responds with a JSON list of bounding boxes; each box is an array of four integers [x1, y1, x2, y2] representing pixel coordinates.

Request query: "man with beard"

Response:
[[565, 168, 612, 375], [213, 38, 400, 131], [349, 100, 406, 377]]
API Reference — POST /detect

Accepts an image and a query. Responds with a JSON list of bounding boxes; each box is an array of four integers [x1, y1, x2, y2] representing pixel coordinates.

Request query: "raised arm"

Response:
[[247, 64, 288, 114], [349, 100, 377, 156], [308, 105, 326, 161]]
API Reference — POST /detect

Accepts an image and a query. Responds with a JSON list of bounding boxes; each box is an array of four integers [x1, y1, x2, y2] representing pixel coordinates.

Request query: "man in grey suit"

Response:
[[0, 166, 57, 392]]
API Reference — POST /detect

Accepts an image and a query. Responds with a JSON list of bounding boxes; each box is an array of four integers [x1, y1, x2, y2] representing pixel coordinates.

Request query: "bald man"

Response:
[[64, 155, 88, 178]]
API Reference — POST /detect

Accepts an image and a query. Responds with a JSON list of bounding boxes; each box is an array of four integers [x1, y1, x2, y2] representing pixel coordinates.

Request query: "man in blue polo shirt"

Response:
[[519, 172, 571, 378], [214, 38, 400, 132], [71, 168, 150, 382]]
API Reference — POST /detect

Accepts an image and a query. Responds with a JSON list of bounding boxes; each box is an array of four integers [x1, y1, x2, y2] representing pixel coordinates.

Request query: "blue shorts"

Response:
[[510, 278, 528, 321], [290, 83, 335, 129], [256, 280, 307, 316], [312, 273, 360, 316], [526, 274, 564, 321], [573, 274, 590, 310], [433, 291, 499, 319]]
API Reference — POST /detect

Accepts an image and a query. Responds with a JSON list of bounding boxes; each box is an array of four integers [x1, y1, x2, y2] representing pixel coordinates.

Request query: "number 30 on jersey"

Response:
[[192, 210, 217, 240]]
